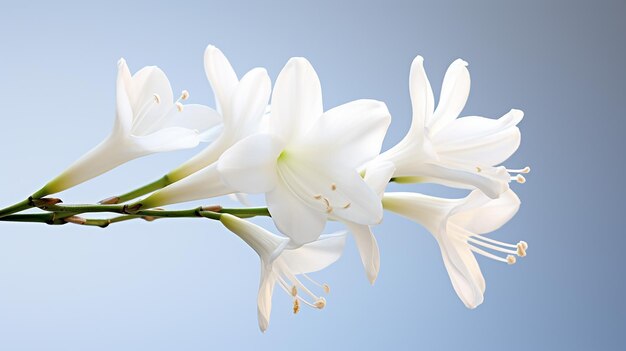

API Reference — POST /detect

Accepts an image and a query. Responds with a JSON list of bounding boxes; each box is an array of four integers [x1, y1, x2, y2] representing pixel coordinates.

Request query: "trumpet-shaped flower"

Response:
[[166, 45, 272, 181], [374, 56, 528, 199], [218, 57, 392, 245], [382, 189, 527, 308], [40, 58, 220, 196], [220, 214, 346, 332]]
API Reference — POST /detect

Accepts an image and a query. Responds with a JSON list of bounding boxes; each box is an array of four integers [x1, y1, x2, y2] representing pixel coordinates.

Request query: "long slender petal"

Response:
[[204, 45, 238, 115], [228, 67, 271, 137], [269, 57, 323, 144], [429, 59, 470, 134], [346, 223, 380, 284]]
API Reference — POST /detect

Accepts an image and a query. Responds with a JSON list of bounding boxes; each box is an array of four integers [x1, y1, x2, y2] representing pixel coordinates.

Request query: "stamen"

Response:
[[466, 236, 517, 255], [175, 102, 184, 112], [342, 203, 351, 209], [180, 90, 189, 100], [511, 175, 526, 184], [506, 255, 516, 265], [313, 194, 322, 200], [301, 274, 330, 294], [507, 166, 531, 174], [476, 166, 482, 172], [153, 93, 161, 104], [469, 245, 510, 263], [315, 298, 326, 309], [293, 299, 300, 314], [516, 241, 527, 257], [323, 284, 330, 294], [331, 183, 337, 191], [291, 285, 298, 297]]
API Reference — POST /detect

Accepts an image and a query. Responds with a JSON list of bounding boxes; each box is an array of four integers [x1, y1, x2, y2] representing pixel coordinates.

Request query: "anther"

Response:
[[293, 299, 300, 314], [342, 203, 351, 209], [506, 255, 516, 265], [519, 241, 528, 250], [507, 166, 531, 174], [153, 93, 161, 104], [315, 298, 326, 309], [175, 102, 184, 112], [291, 285, 298, 297], [476, 166, 482, 172], [180, 90, 189, 100], [313, 194, 322, 200], [516, 242, 527, 257], [512, 175, 526, 184], [331, 183, 337, 191], [323, 284, 330, 294]]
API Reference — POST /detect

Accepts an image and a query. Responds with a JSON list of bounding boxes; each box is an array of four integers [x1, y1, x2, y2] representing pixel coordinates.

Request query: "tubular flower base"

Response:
[[0, 46, 531, 331]]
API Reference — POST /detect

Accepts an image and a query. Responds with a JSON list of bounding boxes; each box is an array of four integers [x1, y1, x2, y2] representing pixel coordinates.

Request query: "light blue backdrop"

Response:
[[0, 0, 623, 350]]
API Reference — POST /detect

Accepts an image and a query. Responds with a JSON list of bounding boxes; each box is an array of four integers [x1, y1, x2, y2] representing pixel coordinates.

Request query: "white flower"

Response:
[[382, 189, 527, 308], [40, 58, 220, 196], [220, 214, 346, 332], [167, 45, 271, 182], [374, 56, 528, 199], [217, 57, 392, 245]]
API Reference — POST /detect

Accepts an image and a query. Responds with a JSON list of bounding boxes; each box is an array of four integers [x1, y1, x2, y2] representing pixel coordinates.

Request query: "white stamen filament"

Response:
[[450, 223, 527, 263], [302, 273, 331, 294], [507, 166, 531, 174], [511, 175, 526, 183]]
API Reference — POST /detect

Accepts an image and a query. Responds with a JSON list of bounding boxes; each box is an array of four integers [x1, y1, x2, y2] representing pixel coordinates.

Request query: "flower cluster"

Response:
[[0, 45, 530, 332]]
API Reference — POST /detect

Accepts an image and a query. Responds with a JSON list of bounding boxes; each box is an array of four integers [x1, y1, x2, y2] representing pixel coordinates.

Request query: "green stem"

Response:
[[111, 175, 172, 204], [0, 198, 33, 219]]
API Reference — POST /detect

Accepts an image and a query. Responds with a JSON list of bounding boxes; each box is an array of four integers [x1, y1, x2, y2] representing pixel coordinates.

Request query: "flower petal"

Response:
[[217, 133, 283, 194], [227, 67, 271, 137], [257, 263, 275, 332], [114, 59, 134, 134], [266, 179, 328, 246], [293, 99, 391, 169], [128, 65, 175, 134], [433, 110, 523, 166], [156, 104, 222, 135], [204, 45, 238, 115], [269, 57, 323, 144], [346, 223, 380, 284], [437, 234, 485, 309], [279, 232, 347, 274], [131, 127, 200, 154], [429, 59, 470, 135], [406, 55, 434, 143], [451, 189, 521, 235], [364, 161, 396, 198], [416, 162, 511, 199]]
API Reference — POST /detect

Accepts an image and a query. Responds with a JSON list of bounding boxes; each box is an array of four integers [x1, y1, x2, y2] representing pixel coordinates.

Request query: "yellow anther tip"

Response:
[[315, 298, 326, 309], [506, 255, 516, 265]]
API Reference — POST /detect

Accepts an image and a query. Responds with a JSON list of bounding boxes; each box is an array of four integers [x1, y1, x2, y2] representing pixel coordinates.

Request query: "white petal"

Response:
[[277, 156, 383, 226], [227, 67, 271, 138], [220, 213, 287, 259], [437, 234, 485, 309], [204, 45, 238, 115], [382, 192, 458, 234], [429, 59, 470, 135], [433, 110, 523, 166], [131, 127, 199, 154], [364, 161, 396, 198], [266, 180, 327, 246], [128, 66, 175, 134], [293, 99, 391, 169], [279, 232, 347, 274], [114, 59, 133, 134], [257, 263, 275, 332], [407, 56, 434, 142], [451, 189, 521, 235], [140, 163, 235, 208], [269, 57, 323, 144], [156, 104, 222, 135], [217, 133, 283, 194], [417, 162, 511, 199], [346, 223, 380, 284]]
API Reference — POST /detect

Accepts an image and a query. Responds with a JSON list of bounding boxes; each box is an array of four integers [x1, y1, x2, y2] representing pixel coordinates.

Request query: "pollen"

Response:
[[293, 299, 300, 314], [516, 242, 527, 257], [175, 102, 184, 112], [291, 285, 298, 297], [476, 166, 482, 172], [506, 255, 516, 265], [315, 297, 326, 309], [153, 93, 161, 104], [323, 284, 331, 294], [180, 90, 190, 100], [331, 183, 337, 191]]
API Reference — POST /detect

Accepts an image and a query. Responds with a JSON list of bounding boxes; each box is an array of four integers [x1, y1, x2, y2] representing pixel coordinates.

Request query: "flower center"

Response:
[[274, 267, 330, 314]]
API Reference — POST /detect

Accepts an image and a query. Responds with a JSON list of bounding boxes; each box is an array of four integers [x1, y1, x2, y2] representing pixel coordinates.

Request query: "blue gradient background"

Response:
[[0, 1, 624, 350]]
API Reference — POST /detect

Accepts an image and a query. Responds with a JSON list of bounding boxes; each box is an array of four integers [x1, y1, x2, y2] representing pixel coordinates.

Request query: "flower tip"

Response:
[[413, 55, 424, 64], [454, 58, 469, 67], [117, 58, 126, 67]]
